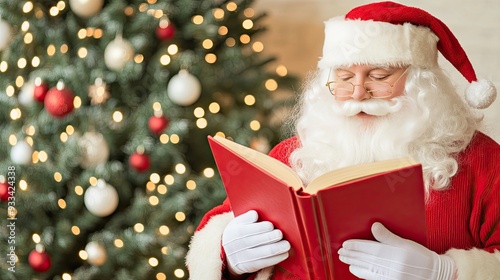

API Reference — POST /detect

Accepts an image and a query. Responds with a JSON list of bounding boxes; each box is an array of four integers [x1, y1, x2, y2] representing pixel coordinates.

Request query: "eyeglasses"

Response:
[[325, 67, 409, 99]]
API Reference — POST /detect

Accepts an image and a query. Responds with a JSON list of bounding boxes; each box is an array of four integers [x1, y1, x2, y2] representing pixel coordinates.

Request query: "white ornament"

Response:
[[10, 140, 33, 165], [104, 35, 134, 71], [78, 131, 109, 169], [18, 81, 35, 106], [85, 241, 107, 266], [0, 18, 12, 51], [69, 0, 104, 18], [84, 179, 119, 217], [167, 70, 202, 106]]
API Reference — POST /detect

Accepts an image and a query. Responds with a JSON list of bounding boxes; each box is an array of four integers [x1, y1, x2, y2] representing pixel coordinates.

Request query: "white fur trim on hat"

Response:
[[465, 79, 497, 109], [186, 212, 233, 280], [445, 248, 500, 279], [318, 17, 439, 69]]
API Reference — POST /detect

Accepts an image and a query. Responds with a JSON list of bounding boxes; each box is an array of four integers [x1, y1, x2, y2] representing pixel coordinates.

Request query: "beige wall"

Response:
[[253, 0, 500, 142]]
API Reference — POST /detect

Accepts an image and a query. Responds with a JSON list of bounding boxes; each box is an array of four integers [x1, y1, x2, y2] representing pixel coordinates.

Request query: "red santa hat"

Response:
[[318, 1, 497, 109]]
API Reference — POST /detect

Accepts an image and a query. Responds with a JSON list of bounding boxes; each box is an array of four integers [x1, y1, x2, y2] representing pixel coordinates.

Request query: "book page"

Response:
[[305, 157, 418, 194], [213, 135, 304, 190]]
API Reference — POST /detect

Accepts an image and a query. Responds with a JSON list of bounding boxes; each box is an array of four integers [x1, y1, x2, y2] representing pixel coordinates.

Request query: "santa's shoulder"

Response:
[[460, 131, 500, 168]]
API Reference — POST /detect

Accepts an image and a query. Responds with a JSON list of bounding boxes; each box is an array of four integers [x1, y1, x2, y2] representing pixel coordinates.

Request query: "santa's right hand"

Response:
[[222, 210, 291, 275]]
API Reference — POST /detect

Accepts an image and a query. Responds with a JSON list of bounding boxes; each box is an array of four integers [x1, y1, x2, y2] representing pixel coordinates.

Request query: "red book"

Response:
[[208, 135, 427, 280]]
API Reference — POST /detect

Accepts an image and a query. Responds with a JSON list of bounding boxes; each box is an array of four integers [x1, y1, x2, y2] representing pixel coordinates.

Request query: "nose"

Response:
[[351, 83, 371, 101]]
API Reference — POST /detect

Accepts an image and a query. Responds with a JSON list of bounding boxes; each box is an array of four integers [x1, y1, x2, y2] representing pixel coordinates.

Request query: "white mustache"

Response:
[[334, 98, 404, 116]]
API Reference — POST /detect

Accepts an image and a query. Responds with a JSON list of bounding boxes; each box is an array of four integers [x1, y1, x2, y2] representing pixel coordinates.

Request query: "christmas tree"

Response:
[[0, 0, 296, 279]]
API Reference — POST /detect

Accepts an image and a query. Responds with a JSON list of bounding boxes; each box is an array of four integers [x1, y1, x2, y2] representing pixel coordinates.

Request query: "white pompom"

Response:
[[465, 79, 497, 109]]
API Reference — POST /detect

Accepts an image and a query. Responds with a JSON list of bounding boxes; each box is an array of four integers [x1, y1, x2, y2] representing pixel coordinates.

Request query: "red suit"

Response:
[[186, 131, 500, 279]]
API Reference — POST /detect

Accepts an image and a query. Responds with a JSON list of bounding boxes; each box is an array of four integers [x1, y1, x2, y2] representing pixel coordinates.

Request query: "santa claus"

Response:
[[186, 2, 500, 280]]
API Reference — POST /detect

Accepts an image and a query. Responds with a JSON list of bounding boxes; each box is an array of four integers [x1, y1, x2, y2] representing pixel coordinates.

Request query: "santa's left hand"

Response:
[[338, 222, 456, 280]]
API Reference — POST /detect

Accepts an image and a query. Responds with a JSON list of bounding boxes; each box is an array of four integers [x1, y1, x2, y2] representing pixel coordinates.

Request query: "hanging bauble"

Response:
[[88, 77, 110, 105], [156, 16, 176, 41], [33, 77, 49, 102], [85, 241, 107, 266], [18, 81, 36, 106], [28, 245, 51, 272], [129, 148, 150, 172], [84, 179, 119, 217], [0, 181, 11, 201], [167, 69, 202, 106], [0, 18, 12, 51], [69, 0, 104, 18], [78, 131, 109, 169], [104, 35, 134, 71], [10, 140, 33, 165], [148, 112, 169, 135], [44, 81, 75, 118]]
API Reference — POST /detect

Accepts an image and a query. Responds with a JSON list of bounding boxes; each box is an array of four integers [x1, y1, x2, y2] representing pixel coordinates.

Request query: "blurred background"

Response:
[[254, 0, 500, 142]]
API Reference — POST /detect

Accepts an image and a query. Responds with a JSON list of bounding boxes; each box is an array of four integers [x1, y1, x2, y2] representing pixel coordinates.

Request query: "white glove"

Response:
[[222, 210, 291, 275], [338, 222, 456, 280]]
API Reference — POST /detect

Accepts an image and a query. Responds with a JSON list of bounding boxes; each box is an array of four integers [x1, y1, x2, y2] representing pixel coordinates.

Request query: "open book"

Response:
[[208, 135, 427, 280]]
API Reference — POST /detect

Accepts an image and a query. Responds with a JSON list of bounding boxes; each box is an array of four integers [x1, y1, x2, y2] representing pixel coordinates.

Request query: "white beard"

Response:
[[289, 67, 479, 192], [290, 96, 426, 185]]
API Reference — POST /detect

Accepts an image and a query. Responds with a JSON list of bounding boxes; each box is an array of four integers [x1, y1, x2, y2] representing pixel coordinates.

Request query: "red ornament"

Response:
[[148, 115, 169, 135], [0, 182, 11, 201], [156, 17, 176, 40], [130, 152, 150, 172], [44, 81, 74, 118], [28, 249, 51, 272], [33, 78, 49, 102]]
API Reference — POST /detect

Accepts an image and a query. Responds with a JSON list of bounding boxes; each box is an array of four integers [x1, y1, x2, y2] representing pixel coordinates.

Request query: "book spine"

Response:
[[296, 194, 329, 279]]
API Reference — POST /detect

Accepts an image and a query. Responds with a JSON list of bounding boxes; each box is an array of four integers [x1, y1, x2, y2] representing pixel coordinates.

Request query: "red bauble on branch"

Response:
[[156, 16, 176, 40], [44, 81, 74, 118], [148, 113, 169, 135], [0, 181, 11, 201], [33, 77, 49, 102], [28, 246, 51, 272], [130, 148, 150, 172]]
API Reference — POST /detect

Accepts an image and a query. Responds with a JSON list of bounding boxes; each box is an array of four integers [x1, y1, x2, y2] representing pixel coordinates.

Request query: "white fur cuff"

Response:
[[445, 248, 500, 280]]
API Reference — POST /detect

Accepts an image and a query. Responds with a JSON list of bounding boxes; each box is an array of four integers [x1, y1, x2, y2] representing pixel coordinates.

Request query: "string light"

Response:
[[58, 199, 67, 209], [26, 125, 35, 136], [159, 134, 169, 144], [170, 134, 180, 144], [157, 184, 167, 194], [159, 225, 170, 235], [79, 250, 88, 260], [113, 111, 124, 122], [203, 168, 215, 178], [213, 8, 224, 19], [192, 15, 204, 25], [240, 34, 250, 44], [89, 177, 98, 186], [174, 269, 185, 278], [193, 107, 205, 118], [146, 181, 156, 192], [244, 94, 256, 106], [134, 54, 144, 63], [6, 85, 14, 96], [202, 39, 213, 49], [205, 53, 217, 64], [160, 54, 171, 65], [250, 120, 261, 131], [209, 102, 220, 113], [74, 186, 84, 195], [148, 257, 159, 267], [156, 273, 166, 280], [114, 239, 124, 248], [71, 226, 80, 235], [0, 61, 8, 72], [19, 180, 28, 191], [164, 175, 175, 185], [134, 223, 144, 233], [175, 212, 186, 222], [47, 45, 56, 56], [23, 1, 34, 13], [15, 76, 24, 87], [186, 180, 196, 190], [218, 26, 228, 36], [32, 233, 41, 243], [77, 47, 88, 58], [276, 65, 288, 76], [265, 79, 278, 91], [32, 57, 40, 67], [38, 151, 48, 162], [74, 96, 82, 109], [226, 38, 236, 47], [196, 118, 208, 128], [244, 8, 255, 18], [149, 195, 159, 206], [226, 2, 238, 11], [150, 173, 161, 184], [167, 44, 178, 55], [10, 108, 21, 120], [252, 41, 264, 52], [242, 19, 253, 29], [62, 273, 72, 280], [175, 164, 186, 174], [54, 172, 63, 182]]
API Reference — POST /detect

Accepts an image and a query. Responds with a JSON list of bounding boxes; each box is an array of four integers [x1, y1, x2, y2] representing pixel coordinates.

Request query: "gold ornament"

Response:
[[88, 77, 110, 105]]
